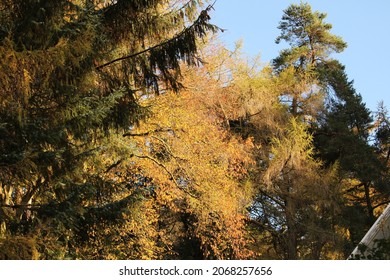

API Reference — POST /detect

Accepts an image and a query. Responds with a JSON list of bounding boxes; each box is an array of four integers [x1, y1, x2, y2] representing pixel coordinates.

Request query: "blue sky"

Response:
[[211, 0, 390, 114]]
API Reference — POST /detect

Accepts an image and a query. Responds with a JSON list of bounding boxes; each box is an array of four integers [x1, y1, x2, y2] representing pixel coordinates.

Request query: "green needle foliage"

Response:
[[272, 2, 347, 118], [273, 2, 346, 71], [0, 0, 219, 259]]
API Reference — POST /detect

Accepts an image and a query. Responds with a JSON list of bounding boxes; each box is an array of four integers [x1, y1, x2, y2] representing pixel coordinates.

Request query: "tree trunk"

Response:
[[291, 95, 298, 116], [0, 183, 14, 238], [364, 182, 374, 221], [285, 194, 298, 259]]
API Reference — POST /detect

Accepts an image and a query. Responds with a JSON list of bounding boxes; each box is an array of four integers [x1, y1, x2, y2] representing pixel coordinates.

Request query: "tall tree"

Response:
[[374, 102, 390, 169], [257, 118, 342, 259], [0, 0, 219, 258], [195, 41, 344, 259], [245, 3, 349, 259], [126, 86, 254, 259], [272, 2, 346, 117], [314, 60, 388, 251]]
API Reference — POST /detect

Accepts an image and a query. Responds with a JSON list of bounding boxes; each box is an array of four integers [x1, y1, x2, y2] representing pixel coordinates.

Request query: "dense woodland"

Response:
[[1, 0, 390, 259]]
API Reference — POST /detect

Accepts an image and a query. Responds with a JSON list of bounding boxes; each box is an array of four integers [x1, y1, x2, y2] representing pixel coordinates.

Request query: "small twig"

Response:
[[150, 135, 187, 161], [105, 159, 123, 173], [123, 128, 174, 137], [134, 154, 198, 198]]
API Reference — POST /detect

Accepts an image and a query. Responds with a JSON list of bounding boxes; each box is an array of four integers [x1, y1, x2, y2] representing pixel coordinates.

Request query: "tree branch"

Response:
[[343, 182, 365, 194], [373, 201, 390, 210], [105, 159, 123, 173], [150, 135, 187, 162], [123, 128, 174, 137], [0, 204, 41, 211], [96, 3, 220, 70], [133, 154, 198, 198]]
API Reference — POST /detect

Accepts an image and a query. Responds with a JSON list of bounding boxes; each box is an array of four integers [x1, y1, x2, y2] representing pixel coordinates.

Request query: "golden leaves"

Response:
[[116, 62, 255, 258]]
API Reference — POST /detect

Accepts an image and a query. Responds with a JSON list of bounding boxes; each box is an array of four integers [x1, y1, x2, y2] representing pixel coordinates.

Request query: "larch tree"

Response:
[[247, 2, 349, 259], [126, 87, 255, 259], [190, 40, 344, 259]]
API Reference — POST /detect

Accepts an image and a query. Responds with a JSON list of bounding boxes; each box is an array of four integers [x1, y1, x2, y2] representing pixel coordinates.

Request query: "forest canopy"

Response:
[[0, 1, 389, 260]]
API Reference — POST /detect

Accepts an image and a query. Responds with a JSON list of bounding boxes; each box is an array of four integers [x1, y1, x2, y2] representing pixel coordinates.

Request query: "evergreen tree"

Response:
[[0, 0, 219, 259], [373, 103, 390, 202], [374, 102, 390, 168], [273, 2, 346, 70], [272, 2, 346, 117], [314, 60, 388, 250]]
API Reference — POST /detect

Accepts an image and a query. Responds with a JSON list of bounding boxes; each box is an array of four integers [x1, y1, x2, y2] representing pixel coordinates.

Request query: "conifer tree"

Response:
[[373, 102, 390, 206], [314, 60, 388, 250], [273, 2, 346, 117], [374, 102, 390, 168], [199, 40, 344, 259], [248, 3, 349, 259], [0, 0, 219, 258]]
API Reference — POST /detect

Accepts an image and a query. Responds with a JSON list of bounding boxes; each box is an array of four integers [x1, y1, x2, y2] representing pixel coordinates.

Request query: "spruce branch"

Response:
[[96, 3, 221, 70]]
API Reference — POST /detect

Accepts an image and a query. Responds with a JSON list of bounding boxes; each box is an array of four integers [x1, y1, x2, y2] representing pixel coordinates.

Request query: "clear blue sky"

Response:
[[211, 0, 390, 114]]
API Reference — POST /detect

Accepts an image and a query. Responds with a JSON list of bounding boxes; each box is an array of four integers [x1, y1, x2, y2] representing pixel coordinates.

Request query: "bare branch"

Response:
[[150, 135, 187, 162], [105, 159, 123, 173], [123, 128, 174, 137], [373, 201, 390, 210], [0, 204, 41, 211]]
